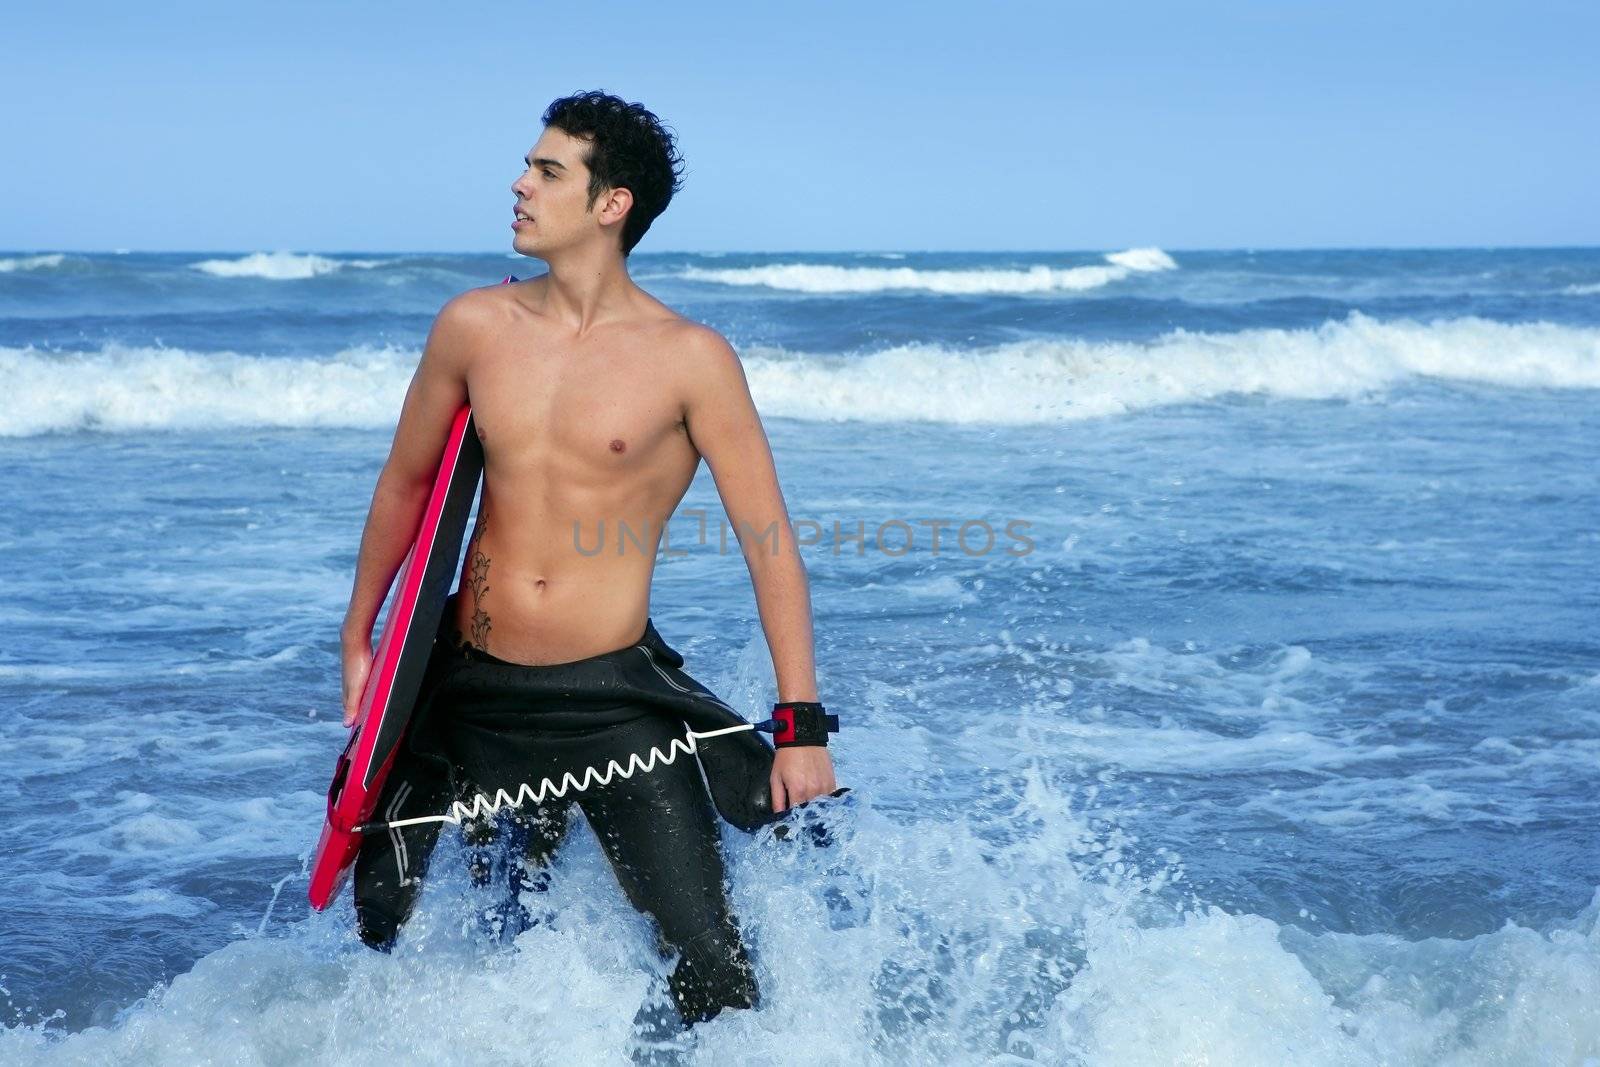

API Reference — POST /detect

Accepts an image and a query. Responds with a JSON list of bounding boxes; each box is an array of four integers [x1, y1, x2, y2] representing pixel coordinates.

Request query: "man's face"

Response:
[[511, 126, 611, 257]]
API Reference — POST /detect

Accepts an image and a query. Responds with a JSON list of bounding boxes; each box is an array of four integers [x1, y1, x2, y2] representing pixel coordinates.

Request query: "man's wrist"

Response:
[[341, 619, 371, 649], [769, 700, 840, 748]]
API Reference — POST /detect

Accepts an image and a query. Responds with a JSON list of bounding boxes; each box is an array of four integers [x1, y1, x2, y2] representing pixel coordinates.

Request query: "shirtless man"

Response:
[[336, 92, 839, 1028]]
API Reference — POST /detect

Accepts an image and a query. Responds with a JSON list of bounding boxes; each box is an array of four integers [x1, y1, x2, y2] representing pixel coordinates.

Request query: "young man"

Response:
[[337, 91, 840, 1027]]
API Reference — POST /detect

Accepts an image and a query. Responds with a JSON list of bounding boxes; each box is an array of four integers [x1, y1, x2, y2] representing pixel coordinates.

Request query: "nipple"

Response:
[[609, 439, 626, 453]]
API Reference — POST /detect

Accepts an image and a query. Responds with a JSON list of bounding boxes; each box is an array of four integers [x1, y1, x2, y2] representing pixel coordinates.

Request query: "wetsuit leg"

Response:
[[574, 712, 761, 1026], [351, 741, 454, 952], [349, 632, 468, 952]]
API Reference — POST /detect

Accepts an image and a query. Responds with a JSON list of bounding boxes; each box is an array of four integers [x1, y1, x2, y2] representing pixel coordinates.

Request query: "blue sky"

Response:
[[4, 0, 1596, 252]]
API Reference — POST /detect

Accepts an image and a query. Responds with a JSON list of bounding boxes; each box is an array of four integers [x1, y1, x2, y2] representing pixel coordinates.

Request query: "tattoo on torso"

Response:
[[466, 513, 491, 649]]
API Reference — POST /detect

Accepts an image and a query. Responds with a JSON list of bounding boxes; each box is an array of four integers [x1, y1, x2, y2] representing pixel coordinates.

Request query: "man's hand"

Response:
[[341, 637, 374, 728], [770, 747, 838, 813]]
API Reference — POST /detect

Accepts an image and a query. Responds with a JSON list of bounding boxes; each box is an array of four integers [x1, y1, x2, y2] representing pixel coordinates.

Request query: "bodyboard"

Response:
[[307, 275, 514, 910]]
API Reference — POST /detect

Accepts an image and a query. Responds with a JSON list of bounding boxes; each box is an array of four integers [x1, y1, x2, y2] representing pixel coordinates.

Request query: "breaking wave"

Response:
[[4, 314, 1597, 436], [188, 251, 387, 279], [678, 247, 1178, 294]]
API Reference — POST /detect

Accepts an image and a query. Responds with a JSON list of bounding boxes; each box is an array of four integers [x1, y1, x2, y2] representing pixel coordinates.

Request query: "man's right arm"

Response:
[[339, 293, 478, 722]]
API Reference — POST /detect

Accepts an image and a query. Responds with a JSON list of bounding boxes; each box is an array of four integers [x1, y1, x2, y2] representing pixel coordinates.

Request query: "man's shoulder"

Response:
[[442, 279, 519, 321], [662, 317, 738, 365], [424, 281, 538, 359], [662, 321, 750, 415]]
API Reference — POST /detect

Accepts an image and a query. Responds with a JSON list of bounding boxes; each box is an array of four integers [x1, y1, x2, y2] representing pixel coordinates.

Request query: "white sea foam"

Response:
[[739, 313, 1600, 423], [2, 767, 1595, 1063], [0, 253, 67, 273], [1046, 897, 1600, 1065], [4, 314, 1597, 436], [188, 251, 385, 279], [680, 246, 1177, 294], [0, 342, 415, 436], [1562, 282, 1600, 296], [1104, 246, 1177, 272]]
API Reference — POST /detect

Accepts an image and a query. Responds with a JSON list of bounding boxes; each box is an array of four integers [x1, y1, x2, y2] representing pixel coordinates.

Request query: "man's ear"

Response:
[[597, 185, 633, 227]]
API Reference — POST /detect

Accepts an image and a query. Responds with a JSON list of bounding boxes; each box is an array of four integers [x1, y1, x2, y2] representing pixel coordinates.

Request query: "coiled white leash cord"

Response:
[[351, 720, 765, 835]]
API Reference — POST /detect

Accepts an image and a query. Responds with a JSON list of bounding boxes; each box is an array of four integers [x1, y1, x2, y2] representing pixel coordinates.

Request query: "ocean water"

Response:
[[1, 246, 1597, 1064]]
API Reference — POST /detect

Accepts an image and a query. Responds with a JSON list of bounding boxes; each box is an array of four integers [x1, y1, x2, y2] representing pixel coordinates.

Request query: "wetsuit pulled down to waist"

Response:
[[403, 593, 780, 833]]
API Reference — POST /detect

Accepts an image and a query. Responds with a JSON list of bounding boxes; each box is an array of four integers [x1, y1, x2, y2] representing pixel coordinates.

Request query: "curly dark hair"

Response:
[[541, 91, 685, 256]]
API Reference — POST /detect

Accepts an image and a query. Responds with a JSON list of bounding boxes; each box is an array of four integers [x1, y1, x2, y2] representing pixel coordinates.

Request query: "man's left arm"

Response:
[[680, 326, 838, 812]]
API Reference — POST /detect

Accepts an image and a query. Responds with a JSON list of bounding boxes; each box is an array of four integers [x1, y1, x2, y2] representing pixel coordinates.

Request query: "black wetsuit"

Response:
[[352, 593, 781, 1025]]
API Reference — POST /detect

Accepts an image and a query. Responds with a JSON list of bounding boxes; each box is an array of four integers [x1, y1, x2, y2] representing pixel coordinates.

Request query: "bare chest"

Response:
[[465, 329, 688, 474]]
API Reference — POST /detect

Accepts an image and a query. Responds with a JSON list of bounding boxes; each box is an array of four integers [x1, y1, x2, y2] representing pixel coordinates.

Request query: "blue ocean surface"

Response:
[[1, 246, 1597, 1064]]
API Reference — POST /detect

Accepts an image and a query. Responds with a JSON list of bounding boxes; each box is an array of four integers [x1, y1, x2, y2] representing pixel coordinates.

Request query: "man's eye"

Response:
[[542, 171, 556, 180]]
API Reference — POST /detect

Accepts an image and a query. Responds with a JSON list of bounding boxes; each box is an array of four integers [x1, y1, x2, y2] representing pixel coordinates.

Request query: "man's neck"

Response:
[[534, 244, 638, 337]]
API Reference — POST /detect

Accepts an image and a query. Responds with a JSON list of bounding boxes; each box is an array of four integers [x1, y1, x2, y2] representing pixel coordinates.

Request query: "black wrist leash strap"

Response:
[[762, 701, 840, 748]]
